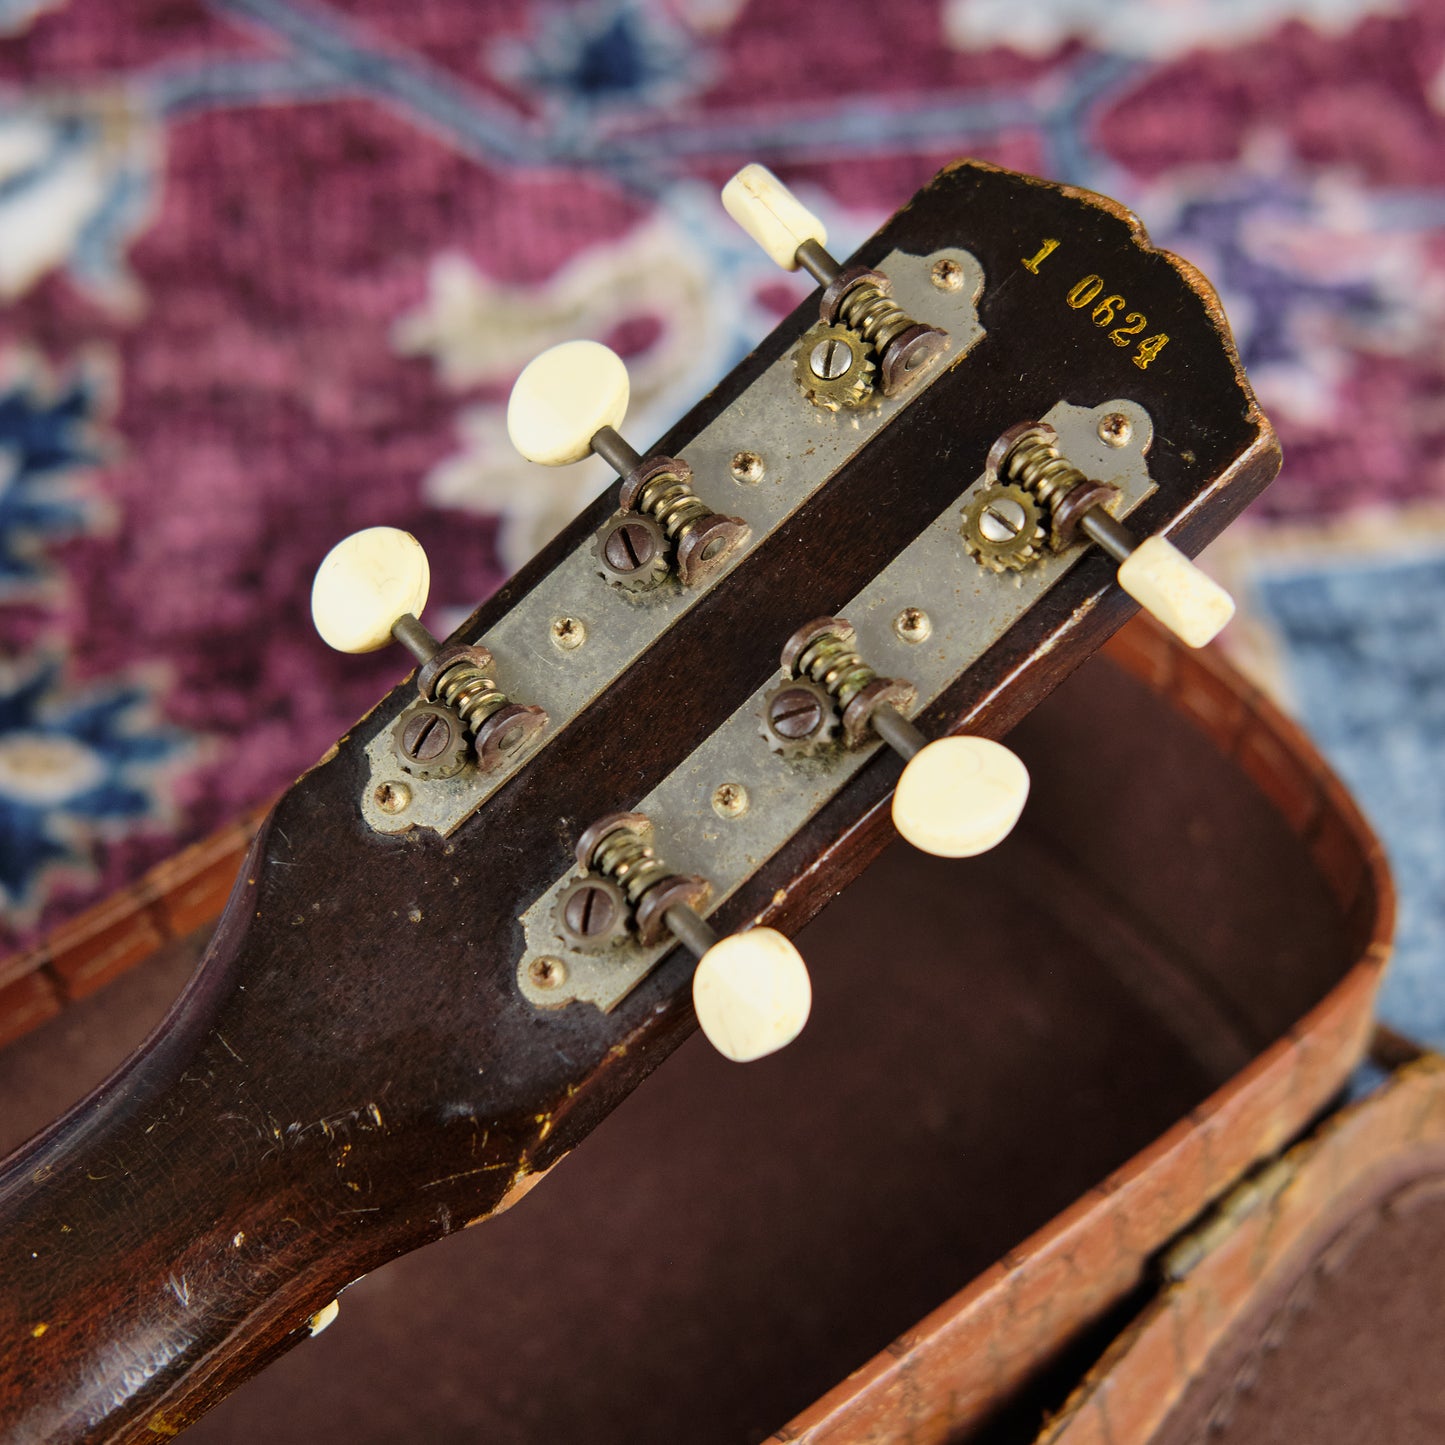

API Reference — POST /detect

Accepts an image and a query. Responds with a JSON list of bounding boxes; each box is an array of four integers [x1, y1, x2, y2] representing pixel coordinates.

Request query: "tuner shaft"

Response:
[[311, 528, 548, 775], [508, 341, 749, 589], [722, 164, 947, 397], [771, 617, 1030, 859], [987, 422, 1236, 648], [567, 811, 811, 1062]]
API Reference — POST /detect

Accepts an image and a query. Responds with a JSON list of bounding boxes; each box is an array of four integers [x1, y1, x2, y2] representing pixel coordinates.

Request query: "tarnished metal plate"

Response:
[[518, 399, 1156, 1011], [360, 247, 987, 835]]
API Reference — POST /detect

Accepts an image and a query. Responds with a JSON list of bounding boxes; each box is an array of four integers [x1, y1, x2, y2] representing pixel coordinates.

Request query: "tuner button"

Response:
[[312, 527, 431, 654], [1116, 536, 1235, 649], [507, 340, 630, 467], [891, 736, 1030, 858], [692, 926, 812, 1063], [722, 164, 828, 271]]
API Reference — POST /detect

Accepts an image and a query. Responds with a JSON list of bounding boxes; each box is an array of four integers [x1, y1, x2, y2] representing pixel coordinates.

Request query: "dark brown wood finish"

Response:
[[0, 161, 1278, 1443]]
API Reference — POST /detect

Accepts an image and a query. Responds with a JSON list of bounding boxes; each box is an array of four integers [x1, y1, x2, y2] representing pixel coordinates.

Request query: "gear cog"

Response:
[[792, 323, 875, 411], [960, 484, 1047, 573]]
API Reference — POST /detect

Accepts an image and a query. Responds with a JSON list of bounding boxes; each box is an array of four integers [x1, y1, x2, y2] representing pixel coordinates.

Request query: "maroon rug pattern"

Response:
[[0, 0, 1442, 1029]]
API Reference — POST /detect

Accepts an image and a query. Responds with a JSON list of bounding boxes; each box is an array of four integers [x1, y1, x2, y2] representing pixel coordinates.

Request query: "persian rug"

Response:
[[0, 0, 1441, 1042]]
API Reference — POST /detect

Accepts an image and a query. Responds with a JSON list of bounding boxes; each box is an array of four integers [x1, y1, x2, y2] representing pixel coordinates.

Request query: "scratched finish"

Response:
[[360, 247, 986, 838], [518, 398, 1156, 1010], [0, 161, 1277, 1444]]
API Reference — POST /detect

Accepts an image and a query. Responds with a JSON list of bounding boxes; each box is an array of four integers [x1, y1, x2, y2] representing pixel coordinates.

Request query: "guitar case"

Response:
[[0, 614, 1401, 1444]]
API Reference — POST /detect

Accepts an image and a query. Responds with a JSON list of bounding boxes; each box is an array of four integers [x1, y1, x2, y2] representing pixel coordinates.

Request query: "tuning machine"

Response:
[[766, 618, 1030, 858], [562, 811, 811, 1063], [976, 422, 1236, 648], [507, 340, 749, 591], [722, 163, 948, 404], [311, 527, 547, 777]]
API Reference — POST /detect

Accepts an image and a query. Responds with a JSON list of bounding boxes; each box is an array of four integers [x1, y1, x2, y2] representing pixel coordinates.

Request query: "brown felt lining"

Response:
[[0, 654, 1356, 1443], [1149, 1155, 1445, 1445]]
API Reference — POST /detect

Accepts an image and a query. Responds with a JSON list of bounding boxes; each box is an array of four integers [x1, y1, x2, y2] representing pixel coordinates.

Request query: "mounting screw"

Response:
[[551, 615, 586, 651], [1098, 412, 1132, 448], [894, 607, 932, 644], [374, 780, 411, 814], [711, 782, 749, 819], [731, 450, 764, 484], [529, 955, 567, 990], [931, 257, 965, 291], [810, 335, 855, 381]]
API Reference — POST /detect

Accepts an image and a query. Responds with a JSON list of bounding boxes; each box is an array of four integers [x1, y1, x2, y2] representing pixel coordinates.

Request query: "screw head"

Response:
[[894, 607, 932, 644], [529, 956, 567, 990], [562, 882, 620, 938], [978, 495, 1028, 543], [374, 780, 411, 814], [711, 782, 749, 819], [1098, 412, 1132, 448], [931, 257, 965, 291], [730, 451, 764, 484], [810, 336, 854, 381], [399, 707, 456, 763], [767, 685, 828, 741], [550, 615, 586, 651], [602, 519, 660, 573]]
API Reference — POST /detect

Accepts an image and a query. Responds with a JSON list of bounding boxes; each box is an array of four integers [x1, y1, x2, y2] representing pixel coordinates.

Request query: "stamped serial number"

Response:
[[1021, 239, 1170, 370]]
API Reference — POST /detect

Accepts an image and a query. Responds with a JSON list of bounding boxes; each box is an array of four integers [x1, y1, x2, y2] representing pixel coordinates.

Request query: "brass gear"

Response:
[[792, 323, 876, 411], [960, 484, 1047, 573]]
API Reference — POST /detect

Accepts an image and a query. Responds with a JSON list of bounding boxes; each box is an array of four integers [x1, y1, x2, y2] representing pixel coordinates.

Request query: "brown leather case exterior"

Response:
[[1037, 1044, 1445, 1445], [0, 617, 1396, 1443]]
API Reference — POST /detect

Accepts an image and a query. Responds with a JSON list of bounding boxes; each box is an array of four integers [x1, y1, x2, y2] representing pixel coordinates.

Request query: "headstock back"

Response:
[[0, 160, 1277, 1442]]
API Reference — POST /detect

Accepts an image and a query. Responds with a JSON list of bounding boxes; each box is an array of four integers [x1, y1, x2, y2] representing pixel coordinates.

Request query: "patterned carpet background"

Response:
[[0, 0, 1441, 1042]]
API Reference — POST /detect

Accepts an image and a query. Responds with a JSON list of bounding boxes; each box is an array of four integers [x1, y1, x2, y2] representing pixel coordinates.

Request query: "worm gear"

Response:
[[792, 323, 876, 411], [961, 484, 1047, 573]]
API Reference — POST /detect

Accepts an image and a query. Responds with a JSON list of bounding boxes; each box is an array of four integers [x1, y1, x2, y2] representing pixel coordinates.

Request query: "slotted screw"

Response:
[[399, 709, 456, 764], [979, 496, 1028, 543], [561, 882, 620, 940], [810, 336, 854, 380], [603, 519, 660, 574], [767, 685, 827, 741]]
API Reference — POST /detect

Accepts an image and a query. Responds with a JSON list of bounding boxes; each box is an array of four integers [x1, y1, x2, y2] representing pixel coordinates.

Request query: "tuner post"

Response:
[[566, 812, 811, 1062], [770, 617, 1031, 859], [311, 527, 547, 776], [722, 163, 948, 400], [507, 340, 749, 590], [982, 422, 1236, 648]]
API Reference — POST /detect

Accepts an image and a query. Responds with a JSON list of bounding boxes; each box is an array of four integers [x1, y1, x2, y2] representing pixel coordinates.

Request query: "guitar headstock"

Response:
[[0, 159, 1278, 1439]]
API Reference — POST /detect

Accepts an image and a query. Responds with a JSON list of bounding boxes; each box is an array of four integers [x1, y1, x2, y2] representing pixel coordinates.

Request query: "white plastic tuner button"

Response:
[[722, 163, 828, 271], [692, 927, 812, 1063], [311, 526, 431, 654], [892, 736, 1031, 859], [1116, 536, 1235, 649], [507, 339, 630, 467]]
